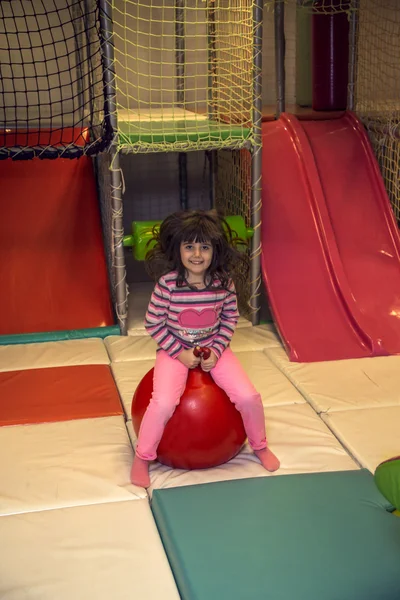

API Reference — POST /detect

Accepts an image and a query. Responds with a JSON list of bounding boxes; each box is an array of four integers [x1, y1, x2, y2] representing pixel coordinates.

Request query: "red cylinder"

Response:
[[131, 367, 247, 470], [312, 1, 350, 111]]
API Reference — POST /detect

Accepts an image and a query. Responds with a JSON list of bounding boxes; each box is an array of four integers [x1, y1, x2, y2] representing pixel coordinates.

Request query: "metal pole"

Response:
[[99, 0, 128, 335], [175, 0, 185, 107], [207, 150, 217, 208], [347, 0, 359, 111], [175, 0, 188, 209], [250, 0, 263, 325], [274, 0, 286, 116], [207, 0, 217, 120], [179, 152, 189, 209], [206, 0, 217, 208]]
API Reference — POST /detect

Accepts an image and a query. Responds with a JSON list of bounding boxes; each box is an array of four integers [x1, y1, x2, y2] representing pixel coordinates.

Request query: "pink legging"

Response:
[[136, 348, 267, 461]]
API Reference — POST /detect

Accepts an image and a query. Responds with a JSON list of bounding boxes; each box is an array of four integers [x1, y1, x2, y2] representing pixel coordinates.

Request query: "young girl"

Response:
[[130, 210, 280, 488]]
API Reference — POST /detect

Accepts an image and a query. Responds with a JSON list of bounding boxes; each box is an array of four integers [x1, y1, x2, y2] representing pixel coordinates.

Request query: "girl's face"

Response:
[[180, 241, 213, 281]]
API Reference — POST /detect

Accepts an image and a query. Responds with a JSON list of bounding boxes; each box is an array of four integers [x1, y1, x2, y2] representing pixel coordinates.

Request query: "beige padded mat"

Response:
[[0, 499, 180, 600], [0, 338, 110, 373], [0, 416, 146, 516], [322, 406, 400, 472], [112, 350, 306, 417], [126, 403, 357, 494], [266, 346, 400, 413], [106, 325, 281, 363]]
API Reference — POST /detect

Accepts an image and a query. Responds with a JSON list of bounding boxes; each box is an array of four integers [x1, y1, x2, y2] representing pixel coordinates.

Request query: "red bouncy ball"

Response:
[[131, 367, 247, 470]]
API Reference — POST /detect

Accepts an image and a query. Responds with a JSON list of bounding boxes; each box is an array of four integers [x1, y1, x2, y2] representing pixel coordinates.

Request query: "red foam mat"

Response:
[[0, 365, 123, 427]]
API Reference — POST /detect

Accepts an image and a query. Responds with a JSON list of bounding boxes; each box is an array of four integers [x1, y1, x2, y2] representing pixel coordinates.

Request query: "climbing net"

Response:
[[0, 0, 112, 159], [354, 0, 400, 221], [110, 0, 258, 153]]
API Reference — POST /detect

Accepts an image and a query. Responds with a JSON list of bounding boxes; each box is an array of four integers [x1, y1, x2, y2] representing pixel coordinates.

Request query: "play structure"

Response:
[[0, 133, 117, 342], [0, 0, 125, 342], [1, 0, 400, 599], [258, 0, 400, 362], [110, 0, 264, 323], [261, 111, 400, 362]]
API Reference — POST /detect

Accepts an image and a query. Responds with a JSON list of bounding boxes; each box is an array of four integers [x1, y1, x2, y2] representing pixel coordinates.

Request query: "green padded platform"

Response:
[[118, 120, 251, 146], [0, 325, 120, 345], [152, 470, 400, 600]]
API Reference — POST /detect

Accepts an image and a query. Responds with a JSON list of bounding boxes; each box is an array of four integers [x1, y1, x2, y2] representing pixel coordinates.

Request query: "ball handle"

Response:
[[193, 346, 211, 359]]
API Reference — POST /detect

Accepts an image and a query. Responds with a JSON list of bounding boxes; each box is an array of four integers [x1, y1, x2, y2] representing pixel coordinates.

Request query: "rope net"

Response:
[[215, 148, 254, 316], [111, 0, 256, 153], [0, 0, 112, 160], [354, 0, 400, 221]]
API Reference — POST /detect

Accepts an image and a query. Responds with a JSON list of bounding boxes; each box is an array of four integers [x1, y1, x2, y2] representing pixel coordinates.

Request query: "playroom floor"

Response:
[[1, 281, 399, 598]]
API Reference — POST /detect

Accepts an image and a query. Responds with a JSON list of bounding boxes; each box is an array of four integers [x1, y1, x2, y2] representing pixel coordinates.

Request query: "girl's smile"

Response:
[[180, 241, 213, 281]]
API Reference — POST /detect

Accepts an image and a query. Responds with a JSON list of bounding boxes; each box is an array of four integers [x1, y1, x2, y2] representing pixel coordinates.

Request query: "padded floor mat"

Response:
[[152, 470, 400, 600], [0, 364, 123, 426]]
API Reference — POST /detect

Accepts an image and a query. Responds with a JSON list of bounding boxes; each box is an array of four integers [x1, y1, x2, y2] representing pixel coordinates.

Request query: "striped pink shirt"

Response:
[[144, 271, 239, 359]]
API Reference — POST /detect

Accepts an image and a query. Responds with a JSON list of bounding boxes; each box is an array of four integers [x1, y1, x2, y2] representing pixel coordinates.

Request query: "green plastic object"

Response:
[[152, 470, 400, 600], [0, 326, 120, 346], [123, 215, 254, 261], [118, 119, 251, 147], [375, 456, 400, 512]]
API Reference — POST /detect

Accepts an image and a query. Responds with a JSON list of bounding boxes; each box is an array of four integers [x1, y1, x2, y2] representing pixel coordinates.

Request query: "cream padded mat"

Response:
[[106, 325, 281, 363], [112, 350, 305, 418], [0, 338, 110, 373], [322, 407, 400, 472], [0, 416, 146, 516], [0, 499, 180, 600], [106, 334, 158, 362], [126, 403, 357, 494], [266, 346, 400, 413], [112, 360, 155, 417]]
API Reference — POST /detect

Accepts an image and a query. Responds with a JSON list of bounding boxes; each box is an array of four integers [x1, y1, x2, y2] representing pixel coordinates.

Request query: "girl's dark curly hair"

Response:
[[145, 209, 251, 315]]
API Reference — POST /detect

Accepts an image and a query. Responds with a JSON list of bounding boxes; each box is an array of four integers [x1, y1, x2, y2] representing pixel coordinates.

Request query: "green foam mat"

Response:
[[118, 120, 251, 147], [152, 470, 400, 600], [0, 326, 120, 345]]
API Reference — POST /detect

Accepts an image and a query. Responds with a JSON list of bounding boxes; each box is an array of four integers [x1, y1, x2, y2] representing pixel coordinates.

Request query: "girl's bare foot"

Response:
[[130, 455, 151, 488], [254, 448, 280, 472]]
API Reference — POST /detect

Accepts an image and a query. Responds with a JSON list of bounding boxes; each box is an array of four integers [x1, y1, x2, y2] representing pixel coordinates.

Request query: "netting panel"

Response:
[[0, 0, 112, 159], [215, 149, 253, 316], [215, 149, 251, 225], [355, 0, 400, 221], [111, 0, 255, 153]]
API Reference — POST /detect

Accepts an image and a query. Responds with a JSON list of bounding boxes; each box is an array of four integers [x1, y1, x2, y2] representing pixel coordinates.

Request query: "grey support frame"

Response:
[[250, 0, 264, 325], [99, 0, 129, 335]]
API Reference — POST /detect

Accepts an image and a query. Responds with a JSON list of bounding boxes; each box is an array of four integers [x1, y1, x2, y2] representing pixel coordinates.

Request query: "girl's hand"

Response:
[[200, 350, 218, 372], [178, 348, 201, 369]]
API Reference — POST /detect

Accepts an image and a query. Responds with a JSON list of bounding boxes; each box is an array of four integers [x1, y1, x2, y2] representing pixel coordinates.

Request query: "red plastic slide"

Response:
[[0, 141, 114, 336], [261, 111, 400, 362]]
